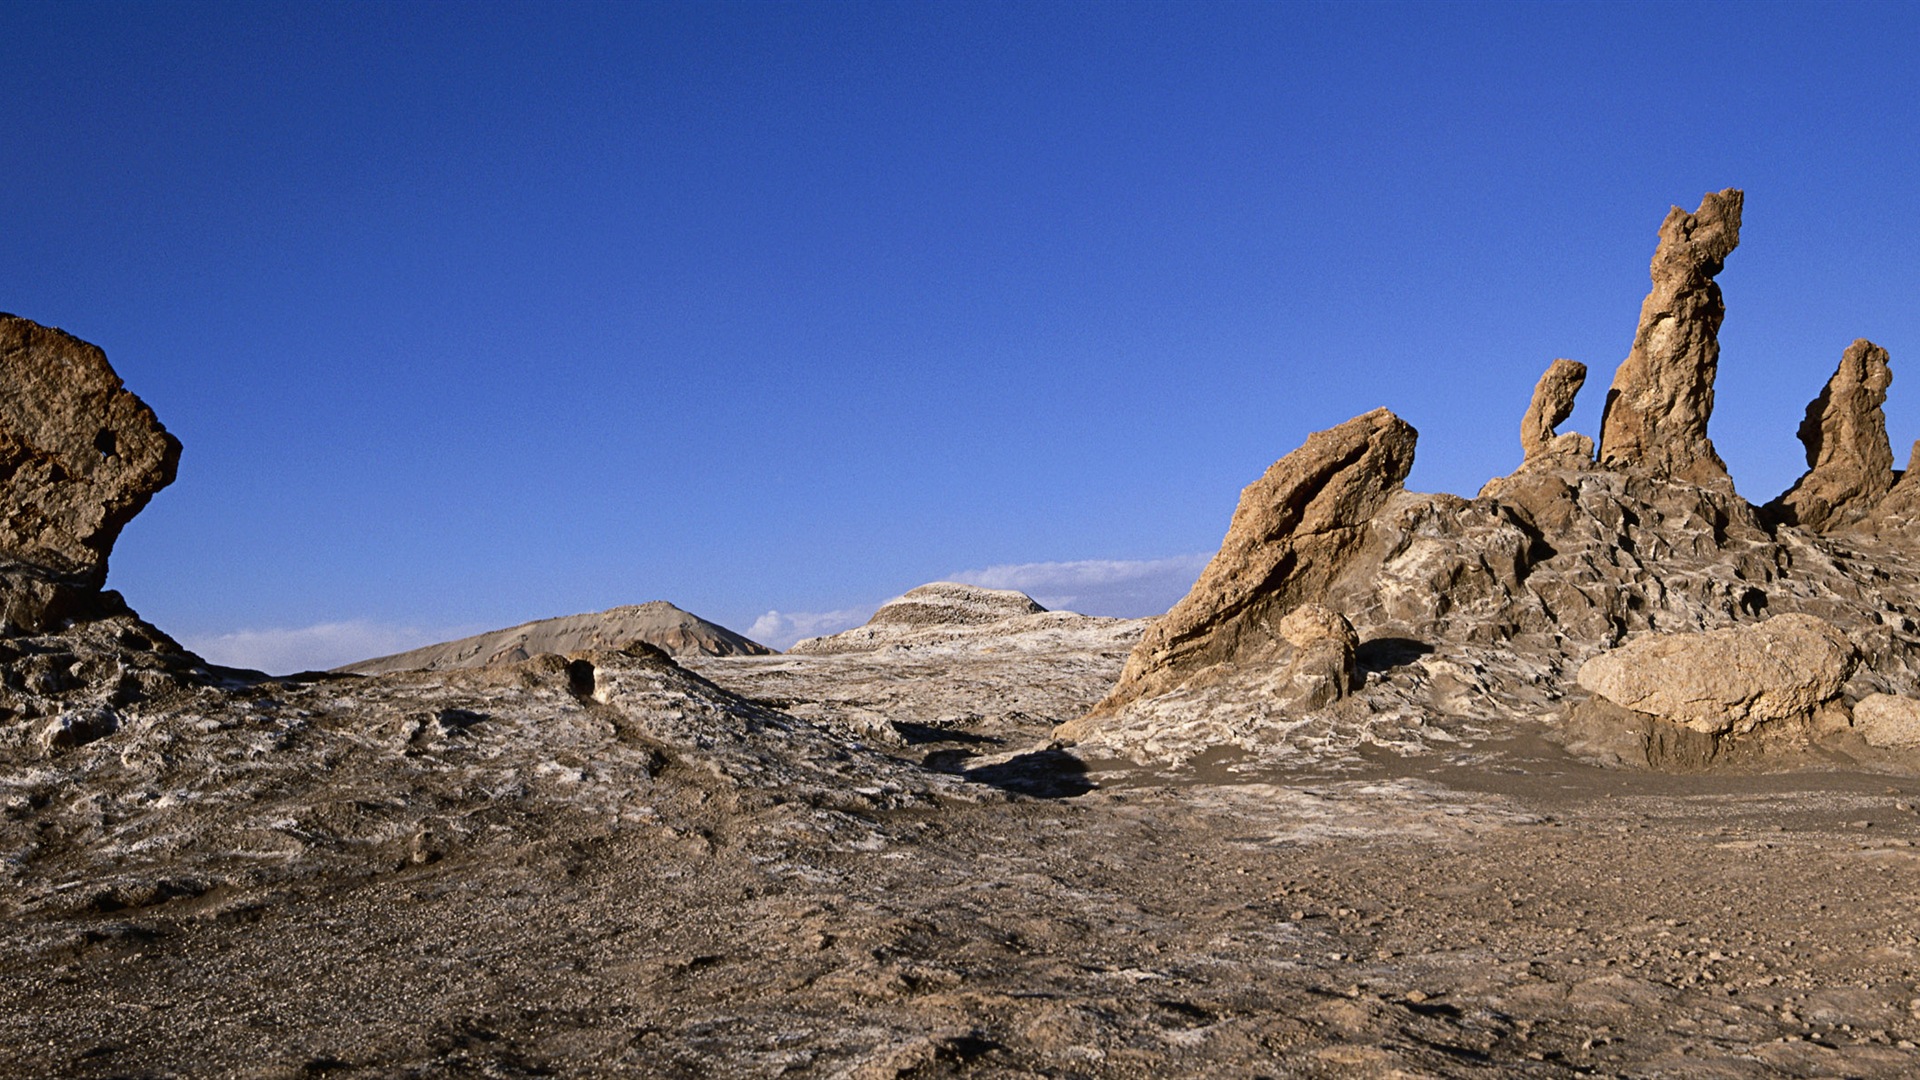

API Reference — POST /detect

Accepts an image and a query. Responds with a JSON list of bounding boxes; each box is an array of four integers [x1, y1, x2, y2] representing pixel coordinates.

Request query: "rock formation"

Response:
[[0, 315, 181, 587], [1575, 613, 1854, 736], [1768, 339, 1895, 530], [340, 600, 772, 675], [1519, 358, 1592, 463], [1596, 189, 1742, 487], [1082, 408, 1416, 720], [0, 318, 208, 745], [1061, 188, 1920, 766], [1875, 441, 1920, 527]]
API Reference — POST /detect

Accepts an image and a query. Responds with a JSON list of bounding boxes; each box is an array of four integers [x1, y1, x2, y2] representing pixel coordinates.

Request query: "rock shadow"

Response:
[[1355, 637, 1433, 675], [891, 721, 1001, 747], [956, 747, 1094, 799]]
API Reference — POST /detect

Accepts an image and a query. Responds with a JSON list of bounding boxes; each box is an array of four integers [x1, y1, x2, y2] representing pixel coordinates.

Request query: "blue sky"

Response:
[[5, 1, 1918, 669]]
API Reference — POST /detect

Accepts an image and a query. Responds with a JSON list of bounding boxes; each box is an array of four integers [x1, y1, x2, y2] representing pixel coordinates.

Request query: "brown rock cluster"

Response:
[[1064, 189, 1920, 766]]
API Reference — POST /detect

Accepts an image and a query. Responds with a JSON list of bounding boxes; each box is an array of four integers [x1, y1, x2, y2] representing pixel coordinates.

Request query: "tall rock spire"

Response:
[[1769, 339, 1895, 530], [1597, 189, 1743, 487]]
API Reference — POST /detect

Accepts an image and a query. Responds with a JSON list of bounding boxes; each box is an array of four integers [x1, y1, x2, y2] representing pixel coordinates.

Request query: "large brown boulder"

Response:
[[1597, 189, 1743, 487], [1077, 408, 1416, 721], [1575, 613, 1855, 736], [0, 315, 180, 585], [1769, 339, 1895, 530]]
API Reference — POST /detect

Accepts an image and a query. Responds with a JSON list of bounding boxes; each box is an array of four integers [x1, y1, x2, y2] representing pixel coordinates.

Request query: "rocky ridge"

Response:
[[1063, 189, 1920, 768]]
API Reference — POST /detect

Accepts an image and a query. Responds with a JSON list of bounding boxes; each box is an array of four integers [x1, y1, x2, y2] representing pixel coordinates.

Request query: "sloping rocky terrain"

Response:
[[340, 600, 773, 675], [9, 194, 1920, 1078]]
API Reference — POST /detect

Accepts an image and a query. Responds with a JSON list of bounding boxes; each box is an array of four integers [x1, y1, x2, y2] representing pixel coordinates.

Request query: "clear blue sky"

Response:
[[5, 1, 1918, 669]]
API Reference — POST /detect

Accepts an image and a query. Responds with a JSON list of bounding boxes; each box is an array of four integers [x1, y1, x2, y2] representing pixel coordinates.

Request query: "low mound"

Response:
[[787, 582, 1050, 655], [339, 600, 772, 674]]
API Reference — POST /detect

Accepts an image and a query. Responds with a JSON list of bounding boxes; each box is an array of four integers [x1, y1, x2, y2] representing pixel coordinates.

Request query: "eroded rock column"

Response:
[[1769, 339, 1894, 529], [1597, 189, 1743, 487]]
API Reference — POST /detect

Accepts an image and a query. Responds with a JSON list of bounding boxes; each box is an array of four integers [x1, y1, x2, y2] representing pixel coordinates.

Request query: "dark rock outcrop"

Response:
[[0, 316, 207, 741], [1769, 339, 1895, 530], [1597, 190, 1743, 488]]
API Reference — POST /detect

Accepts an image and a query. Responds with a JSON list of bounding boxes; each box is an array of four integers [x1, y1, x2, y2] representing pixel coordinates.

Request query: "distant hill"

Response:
[[337, 600, 773, 674]]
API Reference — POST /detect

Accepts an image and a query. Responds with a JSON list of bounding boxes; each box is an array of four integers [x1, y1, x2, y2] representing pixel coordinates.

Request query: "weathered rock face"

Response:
[[1597, 190, 1742, 488], [1575, 613, 1855, 736], [1520, 358, 1592, 463], [1873, 440, 1920, 528], [0, 315, 181, 586], [1769, 340, 1895, 530], [1083, 408, 1416, 719]]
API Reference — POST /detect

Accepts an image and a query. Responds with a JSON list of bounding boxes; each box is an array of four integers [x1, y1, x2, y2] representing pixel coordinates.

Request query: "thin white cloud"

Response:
[[179, 620, 483, 675], [948, 554, 1209, 618], [747, 606, 876, 651]]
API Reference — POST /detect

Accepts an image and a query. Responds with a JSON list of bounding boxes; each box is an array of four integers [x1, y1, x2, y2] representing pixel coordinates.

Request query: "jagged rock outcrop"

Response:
[[1769, 339, 1895, 530], [1575, 613, 1855, 736], [1597, 190, 1742, 487], [340, 600, 772, 675], [1876, 441, 1920, 528], [1061, 190, 1920, 767], [1519, 358, 1592, 463], [0, 315, 181, 587], [0, 317, 209, 739], [1081, 408, 1416, 720]]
